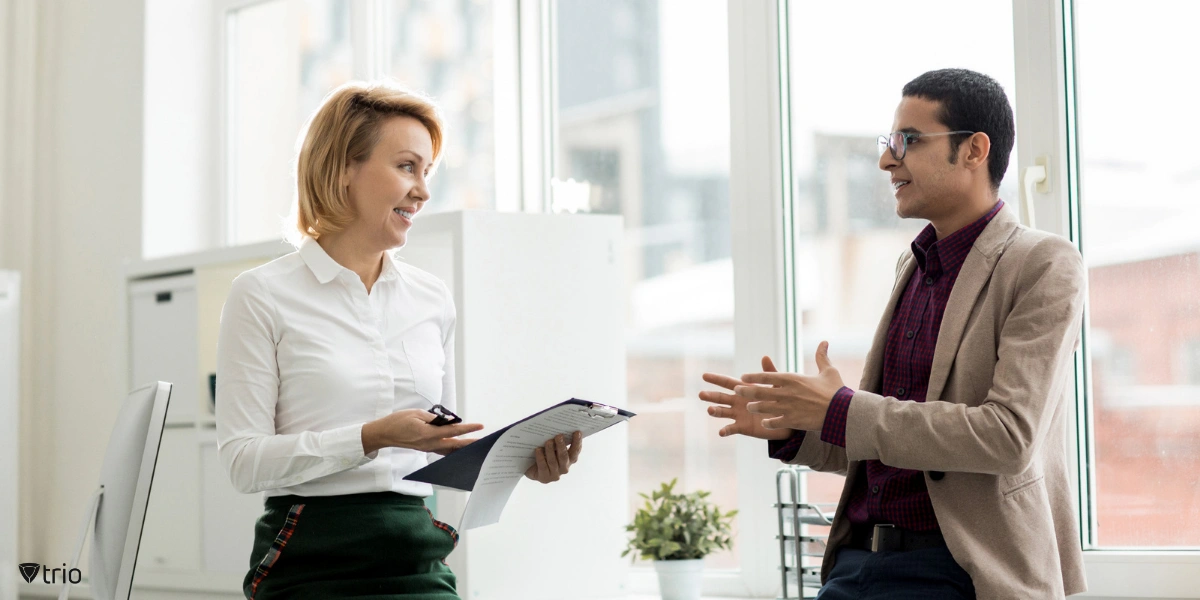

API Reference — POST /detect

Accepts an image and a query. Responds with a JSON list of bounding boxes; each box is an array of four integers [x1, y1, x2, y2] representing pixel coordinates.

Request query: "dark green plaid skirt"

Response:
[[243, 492, 459, 599]]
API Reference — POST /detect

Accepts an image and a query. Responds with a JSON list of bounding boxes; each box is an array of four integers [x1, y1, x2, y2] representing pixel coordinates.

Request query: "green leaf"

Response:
[[622, 479, 739, 561]]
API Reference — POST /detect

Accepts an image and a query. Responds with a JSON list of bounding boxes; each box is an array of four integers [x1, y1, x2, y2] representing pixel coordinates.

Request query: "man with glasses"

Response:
[[701, 69, 1087, 598]]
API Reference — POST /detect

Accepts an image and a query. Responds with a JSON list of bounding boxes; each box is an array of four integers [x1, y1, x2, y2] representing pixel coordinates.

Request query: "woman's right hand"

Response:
[[361, 409, 484, 455]]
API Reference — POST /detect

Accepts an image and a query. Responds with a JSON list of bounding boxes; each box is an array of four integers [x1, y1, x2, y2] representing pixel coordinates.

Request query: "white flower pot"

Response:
[[653, 558, 704, 600]]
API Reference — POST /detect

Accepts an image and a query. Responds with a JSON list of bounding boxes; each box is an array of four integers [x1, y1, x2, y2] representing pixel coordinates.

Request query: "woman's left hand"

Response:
[[524, 431, 583, 484]]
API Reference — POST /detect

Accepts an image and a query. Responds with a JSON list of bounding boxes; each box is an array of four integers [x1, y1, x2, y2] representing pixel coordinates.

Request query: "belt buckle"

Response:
[[870, 524, 895, 552]]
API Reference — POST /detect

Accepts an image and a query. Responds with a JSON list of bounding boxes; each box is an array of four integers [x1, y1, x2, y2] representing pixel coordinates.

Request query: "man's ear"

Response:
[[963, 132, 991, 171]]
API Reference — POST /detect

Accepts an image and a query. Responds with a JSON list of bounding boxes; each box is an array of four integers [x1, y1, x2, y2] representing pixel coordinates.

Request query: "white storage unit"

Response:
[[129, 275, 199, 424], [124, 211, 628, 598], [1, 271, 19, 600]]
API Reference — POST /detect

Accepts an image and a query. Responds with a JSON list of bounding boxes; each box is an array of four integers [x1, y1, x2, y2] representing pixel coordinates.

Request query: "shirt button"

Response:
[[872, 485, 880, 494], [897, 388, 906, 396], [905, 330, 915, 339], [924, 276, 935, 285]]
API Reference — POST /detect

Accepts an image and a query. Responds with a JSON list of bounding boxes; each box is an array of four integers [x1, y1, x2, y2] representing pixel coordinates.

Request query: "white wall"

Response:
[[0, 0, 145, 579]]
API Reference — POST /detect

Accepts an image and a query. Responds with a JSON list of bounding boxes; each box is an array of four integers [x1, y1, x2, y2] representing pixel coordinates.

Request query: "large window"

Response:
[[554, 0, 738, 570], [226, 0, 354, 245], [1073, 0, 1200, 548], [224, 0, 497, 246]]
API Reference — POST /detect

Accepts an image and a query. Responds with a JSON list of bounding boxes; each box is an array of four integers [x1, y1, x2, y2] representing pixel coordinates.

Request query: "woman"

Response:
[[216, 82, 583, 600]]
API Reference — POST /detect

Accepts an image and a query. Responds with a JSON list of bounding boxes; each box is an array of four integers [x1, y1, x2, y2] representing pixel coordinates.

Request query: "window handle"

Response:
[[1020, 156, 1049, 230]]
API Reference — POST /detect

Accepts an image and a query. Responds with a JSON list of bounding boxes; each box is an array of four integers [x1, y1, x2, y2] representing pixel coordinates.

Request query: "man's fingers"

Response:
[[707, 405, 737, 420], [741, 372, 790, 387], [761, 416, 788, 430], [815, 341, 833, 373], [699, 390, 738, 406], [746, 400, 783, 416], [702, 372, 743, 391], [762, 356, 778, 372], [736, 385, 791, 402]]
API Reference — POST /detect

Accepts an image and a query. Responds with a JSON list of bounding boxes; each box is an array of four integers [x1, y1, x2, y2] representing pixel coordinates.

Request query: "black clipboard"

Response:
[[404, 398, 635, 491]]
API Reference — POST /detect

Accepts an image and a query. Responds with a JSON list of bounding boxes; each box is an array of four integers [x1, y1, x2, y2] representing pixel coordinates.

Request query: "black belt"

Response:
[[850, 524, 947, 552]]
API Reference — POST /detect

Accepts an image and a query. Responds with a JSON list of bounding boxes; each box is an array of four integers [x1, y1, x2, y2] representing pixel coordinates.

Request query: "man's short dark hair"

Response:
[[902, 68, 1015, 190]]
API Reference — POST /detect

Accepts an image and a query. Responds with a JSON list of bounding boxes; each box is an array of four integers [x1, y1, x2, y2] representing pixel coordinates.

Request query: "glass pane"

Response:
[[228, 0, 353, 245], [386, 0, 495, 212], [1074, 1, 1200, 548], [555, 0, 737, 569], [786, 0, 1016, 499]]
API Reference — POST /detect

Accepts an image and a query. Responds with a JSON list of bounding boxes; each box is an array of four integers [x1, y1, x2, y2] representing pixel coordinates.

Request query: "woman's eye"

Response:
[[399, 163, 414, 173]]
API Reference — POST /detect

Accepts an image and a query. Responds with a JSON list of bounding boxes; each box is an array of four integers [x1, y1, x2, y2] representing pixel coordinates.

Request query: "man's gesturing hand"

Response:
[[738, 341, 845, 432], [700, 356, 792, 440]]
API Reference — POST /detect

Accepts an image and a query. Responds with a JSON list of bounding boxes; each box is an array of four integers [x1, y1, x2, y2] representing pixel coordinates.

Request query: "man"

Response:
[[701, 69, 1087, 599]]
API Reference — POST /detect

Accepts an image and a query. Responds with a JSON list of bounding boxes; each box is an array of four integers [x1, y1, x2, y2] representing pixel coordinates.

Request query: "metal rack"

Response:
[[776, 465, 836, 599]]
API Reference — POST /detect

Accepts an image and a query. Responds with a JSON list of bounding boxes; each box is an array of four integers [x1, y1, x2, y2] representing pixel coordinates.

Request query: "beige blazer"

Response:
[[786, 205, 1088, 598]]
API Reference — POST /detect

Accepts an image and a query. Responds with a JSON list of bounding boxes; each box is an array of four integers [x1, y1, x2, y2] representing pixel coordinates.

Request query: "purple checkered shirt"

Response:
[[769, 201, 1005, 532]]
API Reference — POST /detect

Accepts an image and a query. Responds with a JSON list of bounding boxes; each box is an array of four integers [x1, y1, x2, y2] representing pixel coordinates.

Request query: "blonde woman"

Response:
[[216, 82, 584, 600]]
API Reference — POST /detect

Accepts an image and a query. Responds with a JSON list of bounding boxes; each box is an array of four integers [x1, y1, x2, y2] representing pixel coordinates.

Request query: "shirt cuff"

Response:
[[818, 386, 856, 448], [768, 430, 807, 462], [320, 423, 376, 465]]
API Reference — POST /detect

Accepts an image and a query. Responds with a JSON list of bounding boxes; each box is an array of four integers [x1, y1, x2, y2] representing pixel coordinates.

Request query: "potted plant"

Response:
[[622, 479, 737, 600]]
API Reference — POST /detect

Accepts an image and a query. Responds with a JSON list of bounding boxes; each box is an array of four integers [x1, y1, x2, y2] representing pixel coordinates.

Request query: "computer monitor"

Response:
[[69, 382, 170, 600]]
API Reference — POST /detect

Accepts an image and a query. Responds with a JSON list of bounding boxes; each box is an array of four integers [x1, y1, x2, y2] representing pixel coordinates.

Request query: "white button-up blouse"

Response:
[[216, 237, 455, 498]]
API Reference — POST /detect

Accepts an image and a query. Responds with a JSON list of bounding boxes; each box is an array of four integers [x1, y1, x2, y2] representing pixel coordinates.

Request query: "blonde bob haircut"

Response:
[[295, 81, 444, 240]]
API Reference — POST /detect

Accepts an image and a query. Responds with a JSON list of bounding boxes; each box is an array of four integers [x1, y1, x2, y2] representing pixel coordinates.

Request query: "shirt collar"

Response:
[[911, 200, 1005, 276], [299, 237, 403, 285]]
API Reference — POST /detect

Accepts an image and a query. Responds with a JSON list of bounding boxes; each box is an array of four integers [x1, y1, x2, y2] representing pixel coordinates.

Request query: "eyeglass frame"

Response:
[[878, 130, 976, 161]]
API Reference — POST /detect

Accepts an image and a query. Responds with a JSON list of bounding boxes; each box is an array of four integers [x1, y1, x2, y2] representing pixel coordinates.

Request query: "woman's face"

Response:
[[343, 115, 434, 250]]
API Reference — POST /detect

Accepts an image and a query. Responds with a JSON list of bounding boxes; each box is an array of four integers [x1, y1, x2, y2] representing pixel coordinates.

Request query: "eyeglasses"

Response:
[[878, 130, 975, 161]]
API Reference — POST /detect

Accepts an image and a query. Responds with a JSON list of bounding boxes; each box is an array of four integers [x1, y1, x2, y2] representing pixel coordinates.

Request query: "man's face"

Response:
[[879, 96, 971, 222]]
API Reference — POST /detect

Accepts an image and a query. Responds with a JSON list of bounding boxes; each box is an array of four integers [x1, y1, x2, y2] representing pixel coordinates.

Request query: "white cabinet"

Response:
[[129, 275, 199, 423], [199, 431, 261, 574], [135, 428, 202, 572]]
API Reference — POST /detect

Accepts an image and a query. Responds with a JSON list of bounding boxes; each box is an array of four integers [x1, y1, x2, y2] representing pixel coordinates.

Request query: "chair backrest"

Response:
[[89, 382, 171, 600]]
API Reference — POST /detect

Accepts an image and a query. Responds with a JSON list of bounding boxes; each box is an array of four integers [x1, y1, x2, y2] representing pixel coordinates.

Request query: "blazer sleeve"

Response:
[[782, 433, 849, 475], [842, 235, 1086, 477]]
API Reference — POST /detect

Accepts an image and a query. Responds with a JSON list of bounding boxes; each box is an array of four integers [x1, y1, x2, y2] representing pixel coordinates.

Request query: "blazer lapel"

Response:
[[926, 206, 1021, 403], [859, 253, 917, 393]]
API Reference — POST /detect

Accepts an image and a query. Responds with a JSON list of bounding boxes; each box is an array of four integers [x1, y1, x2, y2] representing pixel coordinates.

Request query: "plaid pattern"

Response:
[[771, 202, 1004, 533], [249, 503, 305, 599], [425, 507, 459, 560]]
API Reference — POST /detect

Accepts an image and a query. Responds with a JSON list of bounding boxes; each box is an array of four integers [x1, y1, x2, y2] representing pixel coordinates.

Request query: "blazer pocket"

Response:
[[1002, 475, 1045, 500], [403, 339, 446, 404]]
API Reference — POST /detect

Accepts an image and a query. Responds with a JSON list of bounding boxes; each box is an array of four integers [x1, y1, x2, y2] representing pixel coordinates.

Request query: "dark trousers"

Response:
[[244, 492, 460, 600], [815, 546, 976, 600]]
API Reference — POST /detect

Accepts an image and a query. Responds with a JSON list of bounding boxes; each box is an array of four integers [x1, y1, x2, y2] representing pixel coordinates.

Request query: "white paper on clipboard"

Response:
[[455, 401, 632, 529]]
